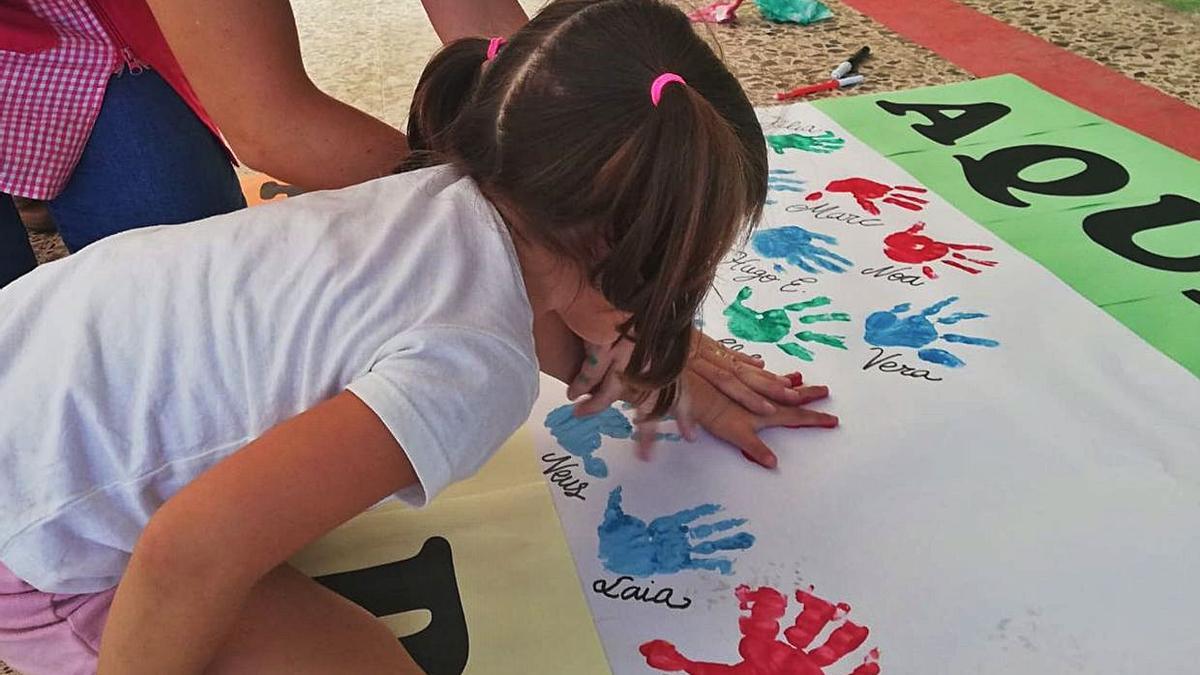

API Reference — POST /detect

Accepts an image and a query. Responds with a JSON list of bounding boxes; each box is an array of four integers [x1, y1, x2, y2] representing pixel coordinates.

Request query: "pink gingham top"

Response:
[[0, 0, 118, 200]]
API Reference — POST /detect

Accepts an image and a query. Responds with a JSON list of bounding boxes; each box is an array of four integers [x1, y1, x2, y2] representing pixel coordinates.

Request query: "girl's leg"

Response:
[[0, 194, 37, 288], [205, 565, 422, 675], [48, 67, 247, 252]]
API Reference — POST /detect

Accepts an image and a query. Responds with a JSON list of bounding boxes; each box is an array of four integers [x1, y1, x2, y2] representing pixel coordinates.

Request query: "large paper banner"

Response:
[[531, 77, 1200, 674]]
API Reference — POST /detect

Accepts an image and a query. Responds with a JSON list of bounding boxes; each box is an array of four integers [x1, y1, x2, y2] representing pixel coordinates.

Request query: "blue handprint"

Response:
[[766, 169, 806, 205], [864, 296, 1000, 367], [598, 487, 755, 577], [751, 225, 854, 274], [544, 404, 633, 478]]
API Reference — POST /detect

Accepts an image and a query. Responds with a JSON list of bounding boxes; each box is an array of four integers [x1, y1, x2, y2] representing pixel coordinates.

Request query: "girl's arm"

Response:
[[97, 390, 416, 674], [144, 0, 408, 191]]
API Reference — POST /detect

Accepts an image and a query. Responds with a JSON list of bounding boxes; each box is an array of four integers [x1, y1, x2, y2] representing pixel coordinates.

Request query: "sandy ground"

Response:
[[4, 1, 1198, 673]]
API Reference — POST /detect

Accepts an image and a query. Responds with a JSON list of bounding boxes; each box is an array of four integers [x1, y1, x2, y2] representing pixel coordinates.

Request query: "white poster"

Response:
[[530, 103, 1200, 675]]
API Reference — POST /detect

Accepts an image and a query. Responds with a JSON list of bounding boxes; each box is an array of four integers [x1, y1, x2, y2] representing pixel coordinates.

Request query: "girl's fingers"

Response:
[[768, 404, 839, 430], [726, 349, 764, 368], [571, 339, 635, 414], [790, 385, 830, 406], [673, 387, 699, 442], [728, 427, 778, 469], [690, 358, 777, 416], [567, 367, 596, 401], [568, 345, 609, 400], [695, 331, 763, 368], [574, 369, 625, 416], [734, 365, 807, 405], [635, 418, 658, 460], [706, 343, 763, 369]]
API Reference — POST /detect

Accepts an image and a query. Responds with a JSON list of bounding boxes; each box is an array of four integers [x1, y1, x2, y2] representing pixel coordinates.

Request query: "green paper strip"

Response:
[[816, 75, 1200, 377]]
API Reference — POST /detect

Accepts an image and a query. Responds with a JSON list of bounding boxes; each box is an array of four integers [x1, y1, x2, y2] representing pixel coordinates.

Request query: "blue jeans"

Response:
[[0, 67, 246, 288]]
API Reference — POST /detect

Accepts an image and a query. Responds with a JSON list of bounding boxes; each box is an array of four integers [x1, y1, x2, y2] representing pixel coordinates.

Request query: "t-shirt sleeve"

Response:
[[345, 327, 539, 506]]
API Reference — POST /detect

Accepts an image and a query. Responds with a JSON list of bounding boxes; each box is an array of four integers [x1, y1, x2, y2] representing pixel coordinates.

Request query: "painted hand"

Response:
[[641, 584, 881, 675], [685, 366, 837, 468], [724, 286, 850, 362], [863, 296, 999, 367], [567, 336, 698, 460], [544, 404, 634, 478], [688, 332, 812, 417], [806, 177, 928, 215], [752, 225, 854, 274], [571, 329, 821, 459], [568, 338, 635, 416], [766, 131, 846, 155], [883, 222, 998, 279], [687, 0, 744, 23], [598, 487, 755, 576], [767, 169, 807, 204]]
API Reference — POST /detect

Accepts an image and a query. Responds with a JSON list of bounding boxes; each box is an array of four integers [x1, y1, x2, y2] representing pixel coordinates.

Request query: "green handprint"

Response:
[[765, 130, 846, 155], [723, 286, 850, 361]]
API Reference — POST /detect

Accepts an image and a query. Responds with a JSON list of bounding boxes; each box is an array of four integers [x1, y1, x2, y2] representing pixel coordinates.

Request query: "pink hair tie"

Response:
[[650, 72, 686, 106], [486, 37, 506, 61]]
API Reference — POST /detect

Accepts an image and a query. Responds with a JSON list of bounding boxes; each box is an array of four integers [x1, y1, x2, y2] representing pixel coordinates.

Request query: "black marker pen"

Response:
[[831, 46, 871, 79]]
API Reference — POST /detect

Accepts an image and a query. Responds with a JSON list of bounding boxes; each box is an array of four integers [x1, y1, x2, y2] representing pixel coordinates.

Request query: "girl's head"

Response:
[[404, 0, 767, 413]]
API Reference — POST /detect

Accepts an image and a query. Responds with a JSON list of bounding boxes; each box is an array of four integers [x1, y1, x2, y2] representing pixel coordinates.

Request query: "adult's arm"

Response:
[[420, 0, 528, 43], [145, 0, 408, 191]]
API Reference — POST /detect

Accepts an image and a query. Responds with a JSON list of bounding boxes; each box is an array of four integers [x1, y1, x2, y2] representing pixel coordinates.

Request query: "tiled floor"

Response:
[[961, 0, 1200, 106]]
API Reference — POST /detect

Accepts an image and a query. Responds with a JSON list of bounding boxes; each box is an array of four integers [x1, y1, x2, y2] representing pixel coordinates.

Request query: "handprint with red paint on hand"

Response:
[[640, 584, 881, 675], [688, 0, 744, 23], [806, 178, 928, 215], [883, 222, 998, 279]]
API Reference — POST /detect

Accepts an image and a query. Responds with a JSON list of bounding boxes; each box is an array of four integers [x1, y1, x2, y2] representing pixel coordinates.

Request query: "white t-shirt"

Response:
[[0, 166, 539, 594]]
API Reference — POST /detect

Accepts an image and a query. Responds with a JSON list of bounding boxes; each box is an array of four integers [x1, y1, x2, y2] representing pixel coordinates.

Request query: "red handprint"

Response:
[[688, 0, 744, 23], [883, 222, 998, 279], [806, 178, 928, 215], [640, 584, 881, 675]]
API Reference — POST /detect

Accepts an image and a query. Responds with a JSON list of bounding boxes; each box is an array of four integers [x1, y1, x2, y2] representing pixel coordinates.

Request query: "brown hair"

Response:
[[402, 0, 767, 415]]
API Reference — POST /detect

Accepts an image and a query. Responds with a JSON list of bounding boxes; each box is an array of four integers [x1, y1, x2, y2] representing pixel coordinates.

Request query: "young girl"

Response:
[[0, 1, 835, 672]]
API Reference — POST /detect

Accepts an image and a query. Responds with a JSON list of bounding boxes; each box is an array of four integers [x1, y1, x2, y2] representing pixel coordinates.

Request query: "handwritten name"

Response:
[[862, 347, 942, 381], [785, 201, 885, 227], [592, 576, 692, 610], [759, 114, 824, 136], [860, 264, 927, 287], [540, 453, 589, 500], [722, 250, 817, 293]]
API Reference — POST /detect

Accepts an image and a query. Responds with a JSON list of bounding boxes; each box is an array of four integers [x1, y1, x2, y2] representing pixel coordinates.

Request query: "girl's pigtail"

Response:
[[597, 77, 766, 416], [399, 37, 491, 171]]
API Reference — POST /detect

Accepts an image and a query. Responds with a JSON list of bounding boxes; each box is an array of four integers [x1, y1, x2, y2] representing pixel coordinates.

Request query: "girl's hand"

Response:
[[568, 331, 805, 416], [688, 332, 809, 415], [685, 367, 838, 469], [566, 331, 833, 466], [567, 338, 697, 453], [567, 337, 634, 416]]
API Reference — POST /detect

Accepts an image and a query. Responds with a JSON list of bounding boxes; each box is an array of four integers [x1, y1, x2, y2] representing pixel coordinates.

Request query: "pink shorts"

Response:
[[0, 561, 114, 675]]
